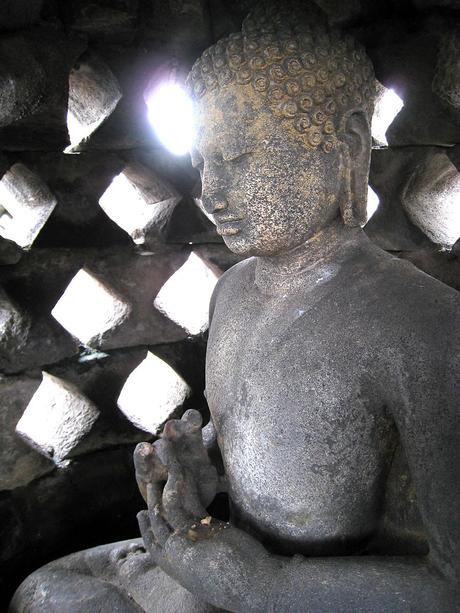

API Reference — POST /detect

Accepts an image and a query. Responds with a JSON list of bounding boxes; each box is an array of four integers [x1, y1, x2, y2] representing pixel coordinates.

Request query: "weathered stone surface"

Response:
[[0, 288, 30, 356], [16, 372, 100, 464], [0, 28, 85, 151], [67, 52, 123, 151], [366, 148, 436, 251], [99, 163, 182, 246], [0, 163, 57, 249], [0, 238, 22, 266], [154, 252, 218, 336], [52, 268, 132, 347], [401, 149, 460, 248], [0, 375, 53, 490], [399, 248, 460, 291], [13, 152, 128, 248], [1, 447, 144, 611], [432, 25, 460, 123]]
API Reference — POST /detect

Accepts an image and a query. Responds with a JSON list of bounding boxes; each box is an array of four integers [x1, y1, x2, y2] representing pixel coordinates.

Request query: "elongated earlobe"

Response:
[[338, 111, 372, 227]]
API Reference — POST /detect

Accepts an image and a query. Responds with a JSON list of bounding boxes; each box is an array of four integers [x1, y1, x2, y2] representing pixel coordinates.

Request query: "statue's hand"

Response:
[[135, 412, 276, 612], [134, 409, 218, 509]]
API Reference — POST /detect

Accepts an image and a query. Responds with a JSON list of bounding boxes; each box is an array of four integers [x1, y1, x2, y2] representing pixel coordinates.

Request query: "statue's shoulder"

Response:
[[364, 244, 459, 350], [209, 257, 256, 320]]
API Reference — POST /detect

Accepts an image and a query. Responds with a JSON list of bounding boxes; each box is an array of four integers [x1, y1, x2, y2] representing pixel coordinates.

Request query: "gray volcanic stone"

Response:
[[0, 375, 53, 490], [0, 28, 85, 151]]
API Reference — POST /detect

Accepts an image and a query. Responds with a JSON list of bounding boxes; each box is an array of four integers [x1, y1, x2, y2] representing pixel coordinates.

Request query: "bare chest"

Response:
[[206, 282, 396, 552]]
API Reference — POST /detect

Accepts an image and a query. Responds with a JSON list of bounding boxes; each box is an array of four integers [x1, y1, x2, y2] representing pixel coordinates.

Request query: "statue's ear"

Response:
[[338, 111, 371, 227]]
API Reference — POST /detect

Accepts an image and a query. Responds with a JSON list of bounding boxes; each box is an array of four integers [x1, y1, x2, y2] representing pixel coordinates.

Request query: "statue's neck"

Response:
[[254, 220, 363, 291]]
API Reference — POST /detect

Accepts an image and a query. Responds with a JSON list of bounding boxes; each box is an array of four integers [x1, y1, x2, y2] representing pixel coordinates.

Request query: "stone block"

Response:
[[67, 52, 122, 152], [0, 375, 53, 491], [14, 152, 128, 248], [98, 163, 181, 245], [366, 148, 435, 251], [0, 287, 30, 353], [117, 351, 191, 433], [0, 163, 57, 249], [401, 149, 460, 248], [16, 372, 100, 465], [52, 268, 132, 347], [154, 251, 219, 336], [0, 28, 85, 150]]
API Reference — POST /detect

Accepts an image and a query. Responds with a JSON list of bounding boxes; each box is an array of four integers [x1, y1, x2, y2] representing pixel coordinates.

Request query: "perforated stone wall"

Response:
[[0, 0, 459, 607]]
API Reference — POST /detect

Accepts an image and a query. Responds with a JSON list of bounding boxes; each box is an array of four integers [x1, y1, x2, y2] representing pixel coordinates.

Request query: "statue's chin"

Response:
[[222, 235, 270, 258]]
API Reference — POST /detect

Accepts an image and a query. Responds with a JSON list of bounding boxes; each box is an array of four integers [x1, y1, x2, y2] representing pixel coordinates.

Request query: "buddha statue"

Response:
[[10, 2, 460, 612]]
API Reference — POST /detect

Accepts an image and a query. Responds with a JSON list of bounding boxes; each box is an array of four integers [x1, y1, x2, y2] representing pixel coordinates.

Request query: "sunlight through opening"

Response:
[[372, 87, 404, 146], [117, 351, 191, 433]]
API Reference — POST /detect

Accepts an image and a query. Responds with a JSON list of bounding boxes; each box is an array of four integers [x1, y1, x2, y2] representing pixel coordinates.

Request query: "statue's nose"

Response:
[[200, 191, 228, 214]]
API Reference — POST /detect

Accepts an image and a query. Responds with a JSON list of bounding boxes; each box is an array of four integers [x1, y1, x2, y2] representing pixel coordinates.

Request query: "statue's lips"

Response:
[[216, 217, 244, 236]]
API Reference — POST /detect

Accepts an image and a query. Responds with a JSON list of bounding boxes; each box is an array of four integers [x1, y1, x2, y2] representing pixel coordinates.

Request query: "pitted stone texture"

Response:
[[366, 148, 435, 252], [16, 372, 100, 465], [401, 149, 460, 248], [0, 375, 53, 490], [0, 288, 30, 353], [0, 247, 191, 360], [99, 163, 181, 246], [0, 29, 85, 150], [67, 52, 122, 151], [52, 268, 132, 348], [15, 152, 128, 248], [154, 252, 219, 336], [117, 352, 191, 434], [0, 164, 57, 249]]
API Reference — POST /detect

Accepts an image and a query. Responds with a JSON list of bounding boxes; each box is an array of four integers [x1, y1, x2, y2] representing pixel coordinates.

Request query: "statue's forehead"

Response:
[[193, 87, 271, 152]]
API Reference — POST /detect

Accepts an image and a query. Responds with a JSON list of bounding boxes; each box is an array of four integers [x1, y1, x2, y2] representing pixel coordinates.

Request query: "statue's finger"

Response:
[[181, 409, 203, 432], [147, 484, 172, 546], [137, 511, 163, 564], [134, 442, 168, 503]]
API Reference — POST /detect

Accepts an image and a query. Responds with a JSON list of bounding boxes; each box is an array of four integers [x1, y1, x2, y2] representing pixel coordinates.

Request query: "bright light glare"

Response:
[[154, 252, 218, 335], [372, 88, 404, 146], [146, 83, 194, 155], [117, 352, 191, 433], [366, 186, 380, 222]]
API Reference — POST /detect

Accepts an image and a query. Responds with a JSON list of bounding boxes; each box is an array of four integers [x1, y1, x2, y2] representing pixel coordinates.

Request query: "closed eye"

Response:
[[222, 151, 253, 163]]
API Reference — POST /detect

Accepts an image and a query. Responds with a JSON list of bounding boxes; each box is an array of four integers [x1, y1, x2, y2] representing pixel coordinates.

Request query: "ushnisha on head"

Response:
[[187, 1, 376, 257]]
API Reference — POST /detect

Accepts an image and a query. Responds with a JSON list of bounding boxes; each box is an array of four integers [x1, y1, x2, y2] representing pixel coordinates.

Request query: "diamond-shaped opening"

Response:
[[98, 163, 181, 244], [66, 52, 122, 151], [366, 185, 380, 223], [0, 163, 57, 249], [154, 252, 218, 336], [117, 351, 191, 434], [51, 268, 131, 347], [16, 372, 100, 465], [371, 84, 404, 147]]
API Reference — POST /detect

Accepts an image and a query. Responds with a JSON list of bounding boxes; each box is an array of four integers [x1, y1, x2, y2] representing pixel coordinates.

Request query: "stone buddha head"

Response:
[[187, 1, 376, 257]]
